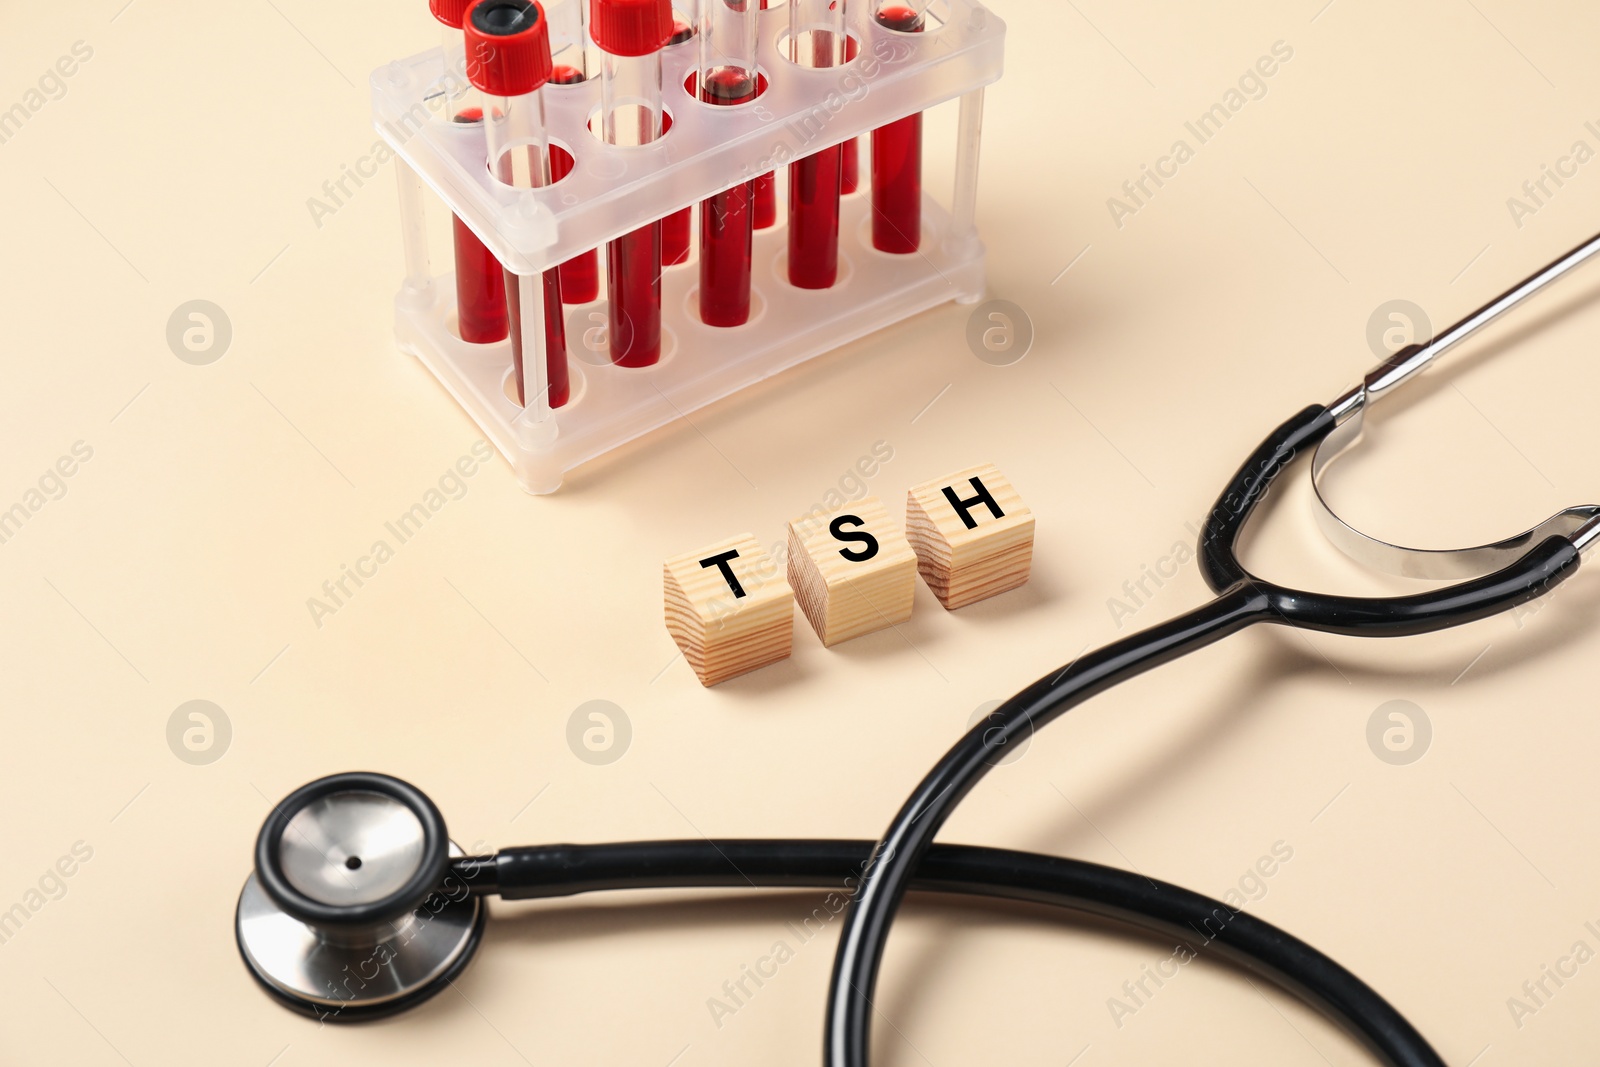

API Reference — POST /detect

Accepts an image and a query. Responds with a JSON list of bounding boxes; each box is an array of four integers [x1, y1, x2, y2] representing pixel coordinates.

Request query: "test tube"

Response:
[[787, 0, 846, 289], [395, 160, 434, 307], [659, 6, 697, 266], [839, 35, 859, 195], [432, 0, 509, 343], [592, 0, 673, 366], [752, 0, 776, 229], [753, 173, 777, 229], [841, 145, 859, 193], [545, 0, 601, 303], [870, 1, 923, 253], [465, 0, 570, 411], [697, 0, 759, 327]]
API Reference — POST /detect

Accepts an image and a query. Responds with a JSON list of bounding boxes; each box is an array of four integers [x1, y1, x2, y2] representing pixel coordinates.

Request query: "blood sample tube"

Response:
[[591, 0, 674, 366], [753, 172, 777, 229], [839, 35, 859, 195], [752, 0, 776, 229], [839, 147, 859, 197], [697, 0, 759, 327], [659, 8, 697, 266], [786, 0, 846, 289], [870, 1, 922, 253], [432, 0, 509, 343], [465, 0, 570, 410], [545, 0, 601, 303]]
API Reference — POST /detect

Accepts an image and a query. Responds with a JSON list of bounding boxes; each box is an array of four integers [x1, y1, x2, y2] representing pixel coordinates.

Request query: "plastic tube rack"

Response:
[[374, 0, 1006, 493]]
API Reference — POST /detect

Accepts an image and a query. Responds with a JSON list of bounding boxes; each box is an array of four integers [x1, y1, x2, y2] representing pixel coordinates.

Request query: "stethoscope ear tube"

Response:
[[1196, 403, 1586, 638], [1313, 390, 1600, 581], [1197, 403, 1336, 592], [1316, 229, 1600, 579], [1191, 408, 1587, 639]]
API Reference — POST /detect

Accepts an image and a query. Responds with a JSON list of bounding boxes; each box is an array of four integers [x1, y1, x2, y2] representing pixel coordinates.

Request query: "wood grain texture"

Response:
[[787, 495, 917, 646], [905, 463, 1034, 609], [664, 533, 794, 686]]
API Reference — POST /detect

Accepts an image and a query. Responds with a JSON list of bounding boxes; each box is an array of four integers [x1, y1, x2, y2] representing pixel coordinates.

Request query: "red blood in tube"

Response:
[[548, 148, 599, 302], [871, 6, 923, 254], [754, 172, 777, 229], [609, 224, 662, 366], [874, 7, 925, 34], [840, 37, 860, 194], [453, 217, 509, 341], [662, 206, 692, 266], [752, 0, 776, 228], [450, 107, 508, 342], [787, 24, 846, 288], [699, 68, 758, 326], [787, 145, 842, 288], [658, 17, 696, 266], [547, 68, 600, 303], [490, 112, 570, 406], [505, 267, 571, 408]]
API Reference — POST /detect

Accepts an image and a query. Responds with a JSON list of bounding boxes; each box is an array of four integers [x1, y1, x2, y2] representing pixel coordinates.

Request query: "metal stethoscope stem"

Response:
[[1330, 228, 1600, 420]]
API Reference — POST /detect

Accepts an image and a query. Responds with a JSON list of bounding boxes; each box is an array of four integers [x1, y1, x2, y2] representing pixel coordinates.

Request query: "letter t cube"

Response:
[[664, 534, 794, 686]]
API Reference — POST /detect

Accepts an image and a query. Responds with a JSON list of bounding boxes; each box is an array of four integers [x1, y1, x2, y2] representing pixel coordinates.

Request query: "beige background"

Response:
[[4, 0, 1600, 1063]]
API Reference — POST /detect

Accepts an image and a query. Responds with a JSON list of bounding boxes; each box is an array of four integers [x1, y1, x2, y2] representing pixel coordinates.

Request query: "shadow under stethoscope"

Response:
[[447, 877, 1325, 1046], [1008, 561, 1600, 856]]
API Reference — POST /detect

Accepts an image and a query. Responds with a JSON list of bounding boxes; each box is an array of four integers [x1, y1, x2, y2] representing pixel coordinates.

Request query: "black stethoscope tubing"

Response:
[[821, 403, 1582, 1067]]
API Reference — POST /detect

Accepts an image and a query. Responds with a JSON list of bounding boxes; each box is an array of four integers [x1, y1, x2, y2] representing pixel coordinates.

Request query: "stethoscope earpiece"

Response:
[[235, 772, 484, 1021]]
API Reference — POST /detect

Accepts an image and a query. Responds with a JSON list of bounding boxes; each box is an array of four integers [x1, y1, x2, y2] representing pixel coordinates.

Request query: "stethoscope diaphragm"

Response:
[[234, 772, 484, 1020]]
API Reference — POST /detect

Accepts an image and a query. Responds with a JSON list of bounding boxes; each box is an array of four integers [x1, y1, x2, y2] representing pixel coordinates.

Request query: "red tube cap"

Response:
[[464, 0, 554, 96], [589, 0, 673, 57], [430, 0, 472, 29]]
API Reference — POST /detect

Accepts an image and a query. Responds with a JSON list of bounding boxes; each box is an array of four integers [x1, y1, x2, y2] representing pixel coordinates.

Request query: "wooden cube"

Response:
[[664, 534, 794, 686], [906, 463, 1034, 609], [787, 495, 918, 646]]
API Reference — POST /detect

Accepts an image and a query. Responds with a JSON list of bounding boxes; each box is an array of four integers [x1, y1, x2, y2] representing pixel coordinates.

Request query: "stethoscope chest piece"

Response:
[[235, 772, 484, 1021]]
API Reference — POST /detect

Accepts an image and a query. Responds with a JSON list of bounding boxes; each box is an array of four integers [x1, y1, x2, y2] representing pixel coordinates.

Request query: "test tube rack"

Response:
[[373, 0, 1006, 493]]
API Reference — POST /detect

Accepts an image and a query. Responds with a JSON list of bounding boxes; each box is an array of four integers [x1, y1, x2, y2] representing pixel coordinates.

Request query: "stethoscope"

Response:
[[238, 230, 1600, 1067]]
